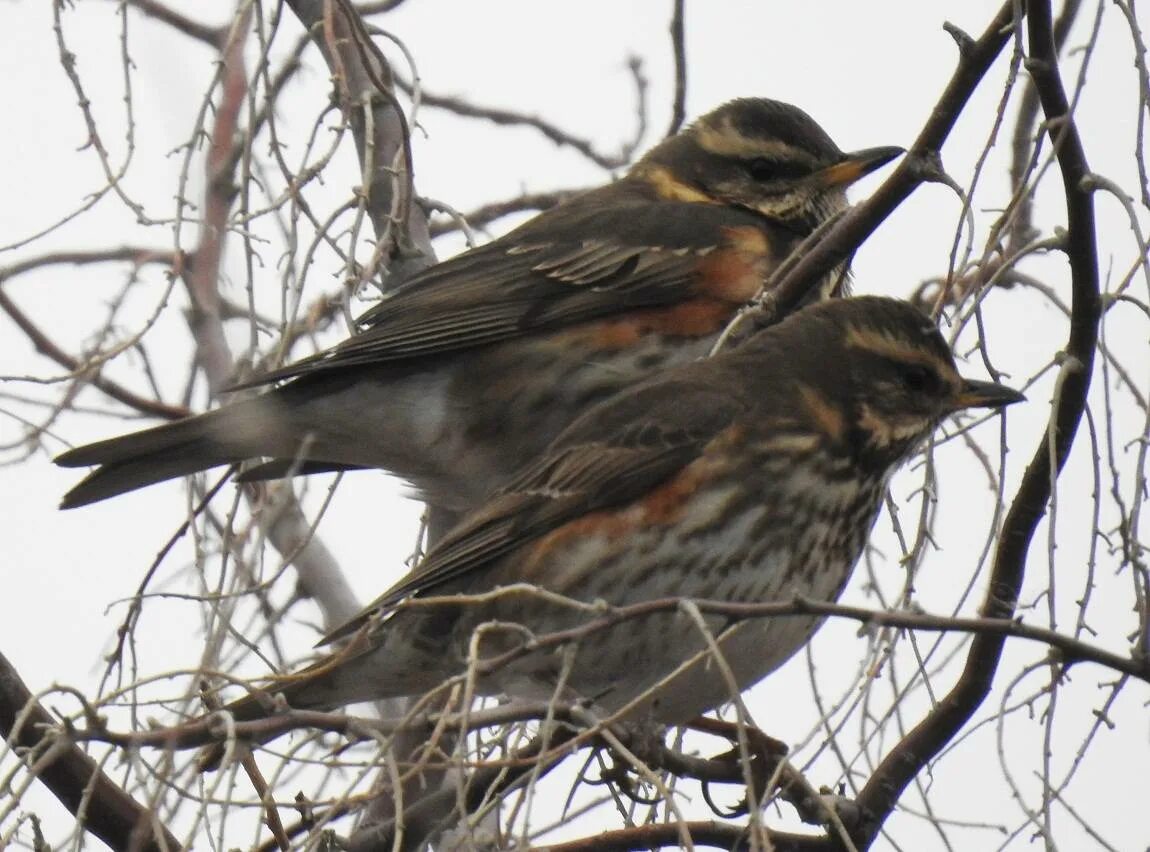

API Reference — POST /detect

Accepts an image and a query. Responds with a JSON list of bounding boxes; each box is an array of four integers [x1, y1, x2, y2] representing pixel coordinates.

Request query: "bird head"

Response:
[[763, 297, 1025, 470], [631, 98, 903, 234]]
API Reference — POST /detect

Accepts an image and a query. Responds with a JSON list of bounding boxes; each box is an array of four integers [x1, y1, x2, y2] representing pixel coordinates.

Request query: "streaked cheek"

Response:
[[857, 403, 933, 450]]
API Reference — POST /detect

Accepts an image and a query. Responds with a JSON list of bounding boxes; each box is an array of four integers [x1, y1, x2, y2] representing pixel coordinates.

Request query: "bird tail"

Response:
[[55, 405, 260, 509], [195, 676, 326, 770], [196, 638, 395, 770]]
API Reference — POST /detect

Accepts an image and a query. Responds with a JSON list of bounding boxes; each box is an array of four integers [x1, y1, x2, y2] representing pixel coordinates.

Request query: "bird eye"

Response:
[[745, 157, 777, 181], [900, 364, 941, 395], [744, 157, 811, 183]]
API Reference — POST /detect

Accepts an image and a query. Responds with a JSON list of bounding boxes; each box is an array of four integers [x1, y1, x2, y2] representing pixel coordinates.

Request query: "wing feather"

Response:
[[320, 378, 746, 644], [244, 188, 768, 386]]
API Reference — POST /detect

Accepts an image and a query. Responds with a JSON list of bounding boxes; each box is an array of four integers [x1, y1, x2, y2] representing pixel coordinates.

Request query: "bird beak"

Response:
[[950, 378, 1026, 411], [814, 145, 905, 188]]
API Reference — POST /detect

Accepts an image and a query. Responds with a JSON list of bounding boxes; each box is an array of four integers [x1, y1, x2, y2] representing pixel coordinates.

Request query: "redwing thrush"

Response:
[[199, 297, 1022, 758], [56, 98, 902, 512]]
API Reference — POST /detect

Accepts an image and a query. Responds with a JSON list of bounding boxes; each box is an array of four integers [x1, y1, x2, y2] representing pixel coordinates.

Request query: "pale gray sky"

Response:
[[1, 1, 1146, 848]]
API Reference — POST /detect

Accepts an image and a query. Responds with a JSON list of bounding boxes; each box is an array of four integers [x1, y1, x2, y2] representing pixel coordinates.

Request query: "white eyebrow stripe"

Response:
[[693, 121, 818, 164], [844, 325, 964, 386]]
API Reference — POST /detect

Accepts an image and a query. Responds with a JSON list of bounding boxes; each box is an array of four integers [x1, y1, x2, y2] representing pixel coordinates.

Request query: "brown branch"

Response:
[[123, 0, 226, 46], [0, 288, 191, 421], [1007, 0, 1083, 253], [0, 651, 182, 851], [850, 0, 1103, 845], [536, 821, 828, 852], [75, 699, 807, 827], [181, 8, 248, 396], [63, 590, 1147, 761], [643, 719, 837, 829], [71, 699, 566, 755], [466, 594, 1149, 688], [396, 82, 632, 171], [355, 0, 413, 14], [665, 0, 687, 137], [760, 1, 1019, 321], [340, 726, 579, 851], [0, 247, 177, 285], [168, 2, 365, 633], [286, 0, 434, 287], [0, 247, 192, 420], [279, 2, 447, 843], [250, 799, 358, 852], [426, 189, 582, 238]]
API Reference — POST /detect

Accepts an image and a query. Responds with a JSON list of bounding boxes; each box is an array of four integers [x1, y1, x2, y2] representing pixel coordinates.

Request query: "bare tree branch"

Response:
[[426, 189, 582, 238], [666, 0, 687, 137], [0, 652, 181, 852], [286, 0, 434, 288], [123, 0, 226, 46], [850, 0, 1103, 842], [5, 1, 1141, 848], [754, 1, 1019, 323]]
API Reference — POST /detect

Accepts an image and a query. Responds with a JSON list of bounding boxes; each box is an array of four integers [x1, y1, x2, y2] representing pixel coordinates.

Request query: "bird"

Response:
[[56, 98, 903, 514], [197, 296, 1023, 763]]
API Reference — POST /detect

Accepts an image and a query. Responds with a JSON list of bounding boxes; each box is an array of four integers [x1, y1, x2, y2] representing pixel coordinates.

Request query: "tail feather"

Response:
[[56, 407, 254, 509], [235, 459, 368, 482], [196, 644, 391, 770]]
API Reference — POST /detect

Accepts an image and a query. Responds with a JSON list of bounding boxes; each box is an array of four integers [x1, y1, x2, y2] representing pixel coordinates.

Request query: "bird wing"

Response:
[[320, 377, 747, 644], [247, 186, 773, 384]]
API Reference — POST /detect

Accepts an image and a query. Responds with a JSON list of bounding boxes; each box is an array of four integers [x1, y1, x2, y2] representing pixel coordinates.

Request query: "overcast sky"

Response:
[[1, 1, 1146, 849]]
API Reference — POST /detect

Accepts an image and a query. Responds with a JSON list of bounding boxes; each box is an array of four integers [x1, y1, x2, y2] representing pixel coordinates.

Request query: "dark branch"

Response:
[[286, 0, 434, 287], [536, 821, 827, 852], [666, 0, 687, 136], [124, 0, 226, 47], [1007, 0, 1083, 252], [399, 82, 633, 171], [341, 727, 579, 851], [761, 1, 1019, 320], [851, 0, 1102, 844], [64, 592, 1146, 761], [426, 189, 582, 238], [0, 651, 182, 852], [0, 287, 191, 421]]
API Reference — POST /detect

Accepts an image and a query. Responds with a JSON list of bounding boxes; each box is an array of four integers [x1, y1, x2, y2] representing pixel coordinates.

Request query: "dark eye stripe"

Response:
[[898, 363, 943, 395], [744, 157, 811, 182]]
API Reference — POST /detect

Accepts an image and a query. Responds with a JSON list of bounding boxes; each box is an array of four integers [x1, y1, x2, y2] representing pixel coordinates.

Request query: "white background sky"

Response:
[[1, 1, 1147, 849]]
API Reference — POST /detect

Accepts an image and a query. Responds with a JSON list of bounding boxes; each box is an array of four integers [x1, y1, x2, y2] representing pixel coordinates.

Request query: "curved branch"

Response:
[[0, 248, 191, 420], [851, 0, 1102, 843], [0, 288, 191, 422], [1006, 0, 1083, 252], [536, 821, 825, 852], [762, 1, 1019, 320], [63, 591, 1147, 760], [396, 81, 633, 171], [278, 3, 448, 844], [426, 188, 582, 238], [286, 0, 434, 286], [665, 0, 687, 136], [0, 652, 181, 852], [124, 0, 226, 46]]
